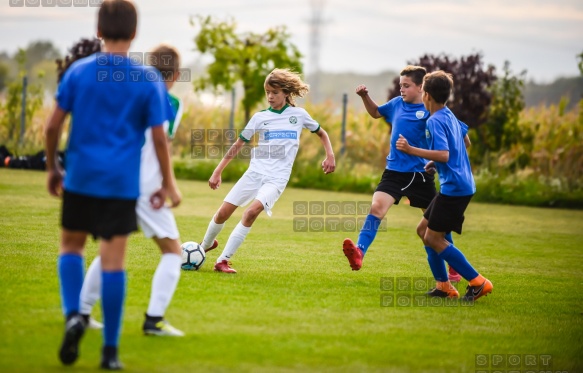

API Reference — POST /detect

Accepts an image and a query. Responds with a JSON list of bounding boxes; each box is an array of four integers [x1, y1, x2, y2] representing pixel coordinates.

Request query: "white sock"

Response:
[[80, 256, 101, 315], [201, 217, 225, 250], [217, 222, 251, 263], [146, 253, 182, 317]]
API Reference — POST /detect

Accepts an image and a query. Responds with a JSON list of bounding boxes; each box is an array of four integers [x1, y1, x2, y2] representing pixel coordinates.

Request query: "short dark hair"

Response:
[[400, 65, 427, 86], [98, 0, 137, 41], [423, 71, 453, 104], [147, 44, 181, 81]]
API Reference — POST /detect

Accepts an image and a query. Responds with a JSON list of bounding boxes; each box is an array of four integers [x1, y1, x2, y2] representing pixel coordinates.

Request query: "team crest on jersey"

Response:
[[289, 116, 297, 124], [425, 129, 430, 138], [416, 111, 425, 119]]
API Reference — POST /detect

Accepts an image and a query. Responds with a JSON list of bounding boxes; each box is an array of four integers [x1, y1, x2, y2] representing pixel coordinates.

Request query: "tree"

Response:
[[481, 61, 526, 152], [388, 53, 497, 129], [0, 49, 44, 145], [23, 40, 61, 71], [577, 51, 583, 76], [191, 15, 303, 123], [0, 62, 8, 91]]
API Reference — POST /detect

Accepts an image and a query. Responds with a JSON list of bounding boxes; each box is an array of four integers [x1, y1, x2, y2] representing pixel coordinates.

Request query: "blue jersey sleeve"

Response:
[[458, 120, 469, 137], [427, 116, 450, 152], [377, 99, 396, 123], [55, 67, 76, 112]]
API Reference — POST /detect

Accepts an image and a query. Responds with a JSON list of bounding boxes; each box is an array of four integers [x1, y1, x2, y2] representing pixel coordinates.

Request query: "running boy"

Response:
[[44, 0, 178, 369], [200, 68, 335, 273], [342, 65, 461, 282], [79, 44, 186, 337], [395, 70, 493, 301]]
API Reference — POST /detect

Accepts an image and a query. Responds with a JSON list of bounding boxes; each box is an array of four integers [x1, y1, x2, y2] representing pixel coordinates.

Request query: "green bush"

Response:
[[474, 170, 583, 209]]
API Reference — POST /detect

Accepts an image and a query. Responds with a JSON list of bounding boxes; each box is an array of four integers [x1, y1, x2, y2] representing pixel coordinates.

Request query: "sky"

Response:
[[1, 0, 582, 83]]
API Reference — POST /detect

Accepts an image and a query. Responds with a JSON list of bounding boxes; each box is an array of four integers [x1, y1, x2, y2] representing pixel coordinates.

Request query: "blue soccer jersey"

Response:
[[56, 53, 171, 200], [425, 107, 476, 196], [378, 96, 430, 172]]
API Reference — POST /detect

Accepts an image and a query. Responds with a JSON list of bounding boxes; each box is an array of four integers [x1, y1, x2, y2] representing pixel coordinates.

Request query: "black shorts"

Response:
[[375, 170, 436, 209], [424, 193, 473, 234], [61, 190, 138, 240]]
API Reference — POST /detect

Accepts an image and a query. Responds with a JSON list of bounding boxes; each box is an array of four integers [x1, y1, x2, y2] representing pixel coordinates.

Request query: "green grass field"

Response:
[[1, 168, 582, 372]]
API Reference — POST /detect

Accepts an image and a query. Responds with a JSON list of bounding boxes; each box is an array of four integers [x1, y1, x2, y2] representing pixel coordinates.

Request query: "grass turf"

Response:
[[0, 168, 582, 372]]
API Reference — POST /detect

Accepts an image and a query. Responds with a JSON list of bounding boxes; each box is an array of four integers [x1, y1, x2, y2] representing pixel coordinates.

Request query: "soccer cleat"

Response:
[[461, 279, 493, 301], [342, 238, 363, 271], [58, 313, 86, 365], [81, 314, 104, 330], [214, 260, 237, 273], [100, 346, 123, 370], [448, 266, 462, 283], [426, 286, 459, 299], [203, 239, 219, 253], [143, 318, 185, 337], [88, 317, 104, 330]]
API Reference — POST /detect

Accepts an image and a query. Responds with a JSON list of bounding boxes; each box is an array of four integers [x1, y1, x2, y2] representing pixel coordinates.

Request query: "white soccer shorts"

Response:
[[223, 170, 288, 217], [136, 195, 180, 239]]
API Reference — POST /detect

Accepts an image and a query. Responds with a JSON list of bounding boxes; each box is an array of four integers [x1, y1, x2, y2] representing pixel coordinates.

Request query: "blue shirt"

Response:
[[425, 107, 476, 196], [378, 96, 429, 172], [56, 53, 171, 199]]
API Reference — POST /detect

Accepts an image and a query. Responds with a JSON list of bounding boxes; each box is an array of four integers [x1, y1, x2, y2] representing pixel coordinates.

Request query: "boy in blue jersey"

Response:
[[343, 66, 461, 282], [396, 70, 493, 301], [79, 44, 187, 337], [44, 0, 179, 369]]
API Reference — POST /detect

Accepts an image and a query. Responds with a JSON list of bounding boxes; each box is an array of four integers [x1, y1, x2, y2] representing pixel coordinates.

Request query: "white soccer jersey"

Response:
[[140, 94, 183, 195], [240, 105, 320, 181]]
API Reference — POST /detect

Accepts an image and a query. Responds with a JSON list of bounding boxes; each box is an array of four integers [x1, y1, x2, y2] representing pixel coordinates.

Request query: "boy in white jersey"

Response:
[[79, 44, 186, 336], [200, 68, 336, 273]]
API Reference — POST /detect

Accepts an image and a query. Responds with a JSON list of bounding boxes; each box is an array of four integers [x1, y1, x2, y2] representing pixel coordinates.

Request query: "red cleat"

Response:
[[214, 260, 237, 274], [448, 265, 462, 283], [342, 238, 363, 271], [203, 239, 218, 253]]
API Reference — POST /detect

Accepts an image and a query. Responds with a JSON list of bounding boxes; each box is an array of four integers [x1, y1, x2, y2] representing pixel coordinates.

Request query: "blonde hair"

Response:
[[264, 68, 309, 107]]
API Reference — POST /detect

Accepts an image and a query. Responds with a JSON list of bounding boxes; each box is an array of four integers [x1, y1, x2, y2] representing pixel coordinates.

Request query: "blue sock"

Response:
[[445, 232, 453, 245], [438, 244, 479, 281], [424, 246, 448, 282], [357, 214, 382, 256], [102, 271, 126, 347], [57, 253, 84, 317]]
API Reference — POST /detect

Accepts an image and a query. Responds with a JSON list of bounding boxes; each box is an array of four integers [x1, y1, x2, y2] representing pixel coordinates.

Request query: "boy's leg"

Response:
[[416, 218, 458, 298], [444, 232, 462, 282], [143, 237, 183, 336], [58, 229, 87, 366], [79, 256, 103, 329], [100, 235, 128, 370], [58, 230, 87, 317], [343, 191, 393, 271], [215, 200, 263, 273], [425, 229, 492, 301], [201, 202, 238, 251]]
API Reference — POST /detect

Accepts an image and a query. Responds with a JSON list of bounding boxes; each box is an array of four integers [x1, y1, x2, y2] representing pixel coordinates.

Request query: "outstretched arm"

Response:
[[44, 104, 67, 197], [315, 128, 336, 174], [209, 137, 246, 190], [355, 85, 382, 119], [396, 134, 449, 163]]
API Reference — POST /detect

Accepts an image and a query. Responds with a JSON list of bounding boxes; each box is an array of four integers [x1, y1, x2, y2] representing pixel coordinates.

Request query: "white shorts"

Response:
[[136, 195, 180, 239], [224, 171, 288, 217]]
